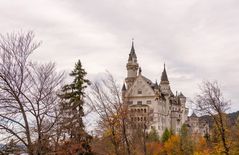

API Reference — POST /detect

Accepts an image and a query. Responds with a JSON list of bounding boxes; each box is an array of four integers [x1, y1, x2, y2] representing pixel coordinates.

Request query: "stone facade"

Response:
[[122, 42, 189, 136], [186, 112, 210, 136]]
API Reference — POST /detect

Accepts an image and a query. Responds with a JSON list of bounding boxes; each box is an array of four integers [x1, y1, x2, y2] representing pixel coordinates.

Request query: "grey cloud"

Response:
[[0, 0, 238, 110]]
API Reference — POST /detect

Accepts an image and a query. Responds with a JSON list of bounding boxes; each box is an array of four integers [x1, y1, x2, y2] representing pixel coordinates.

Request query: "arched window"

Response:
[[137, 89, 142, 94]]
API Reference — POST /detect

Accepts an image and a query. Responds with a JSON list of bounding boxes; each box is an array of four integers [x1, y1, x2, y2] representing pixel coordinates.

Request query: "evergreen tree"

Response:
[[59, 60, 92, 153], [161, 128, 171, 143]]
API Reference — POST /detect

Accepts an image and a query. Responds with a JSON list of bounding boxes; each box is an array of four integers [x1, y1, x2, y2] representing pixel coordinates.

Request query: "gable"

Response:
[[125, 75, 155, 97]]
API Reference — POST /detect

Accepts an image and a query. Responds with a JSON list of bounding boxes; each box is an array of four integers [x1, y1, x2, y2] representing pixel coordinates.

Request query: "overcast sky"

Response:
[[1, 0, 239, 113]]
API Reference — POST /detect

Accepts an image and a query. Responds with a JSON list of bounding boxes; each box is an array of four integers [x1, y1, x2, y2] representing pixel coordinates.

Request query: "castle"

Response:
[[122, 42, 189, 136], [121, 42, 210, 137]]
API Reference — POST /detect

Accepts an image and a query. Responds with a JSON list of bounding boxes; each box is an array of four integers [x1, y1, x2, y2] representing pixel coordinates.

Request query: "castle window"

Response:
[[138, 89, 142, 94], [147, 100, 151, 104], [144, 109, 146, 113], [128, 101, 133, 105], [137, 101, 142, 105]]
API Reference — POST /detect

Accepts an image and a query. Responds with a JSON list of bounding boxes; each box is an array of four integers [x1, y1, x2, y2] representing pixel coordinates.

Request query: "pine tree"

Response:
[[59, 60, 92, 152], [161, 128, 171, 143]]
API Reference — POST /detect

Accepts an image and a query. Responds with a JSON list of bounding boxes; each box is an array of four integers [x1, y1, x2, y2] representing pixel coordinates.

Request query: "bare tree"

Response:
[[193, 81, 230, 155], [0, 31, 64, 155], [87, 72, 131, 155]]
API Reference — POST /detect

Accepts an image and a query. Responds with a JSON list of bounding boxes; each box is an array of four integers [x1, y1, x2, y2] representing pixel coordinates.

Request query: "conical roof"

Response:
[[129, 40, 137, 59], [154, 80, 159, 89], [178, 92, 186, 98], [191, 111, 198, 118], [161, 64, 169, 82], [122, 83, 126, 91]]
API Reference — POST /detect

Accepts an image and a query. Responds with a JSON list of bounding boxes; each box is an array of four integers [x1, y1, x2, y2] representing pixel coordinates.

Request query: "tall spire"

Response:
[[129, 38, 137, 58], [161, 63, 169, 82], [131, 38, 134, 50]]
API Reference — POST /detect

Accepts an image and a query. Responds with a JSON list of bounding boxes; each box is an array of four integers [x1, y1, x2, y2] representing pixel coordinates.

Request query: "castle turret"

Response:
[[154, 80, 159, 90], [178, 92, 186, 106], [160, 64, 170, 94], [178, 92, 188, 123], [125, 41, 139, 88]]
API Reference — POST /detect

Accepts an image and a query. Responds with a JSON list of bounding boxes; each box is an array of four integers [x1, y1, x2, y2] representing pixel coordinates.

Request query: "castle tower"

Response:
[[125, 41, 139, 88], [178, 92, 186, 106], [178, 92, 188, 123], [160, 64, 170, 94]]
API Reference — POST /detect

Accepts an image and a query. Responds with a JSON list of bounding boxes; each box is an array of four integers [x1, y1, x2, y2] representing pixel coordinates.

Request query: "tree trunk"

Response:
[[111, 126, 120, 155], [122, 118, 131, 155], [219, 114, 230, 155], [143, 124, 146, 155]]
